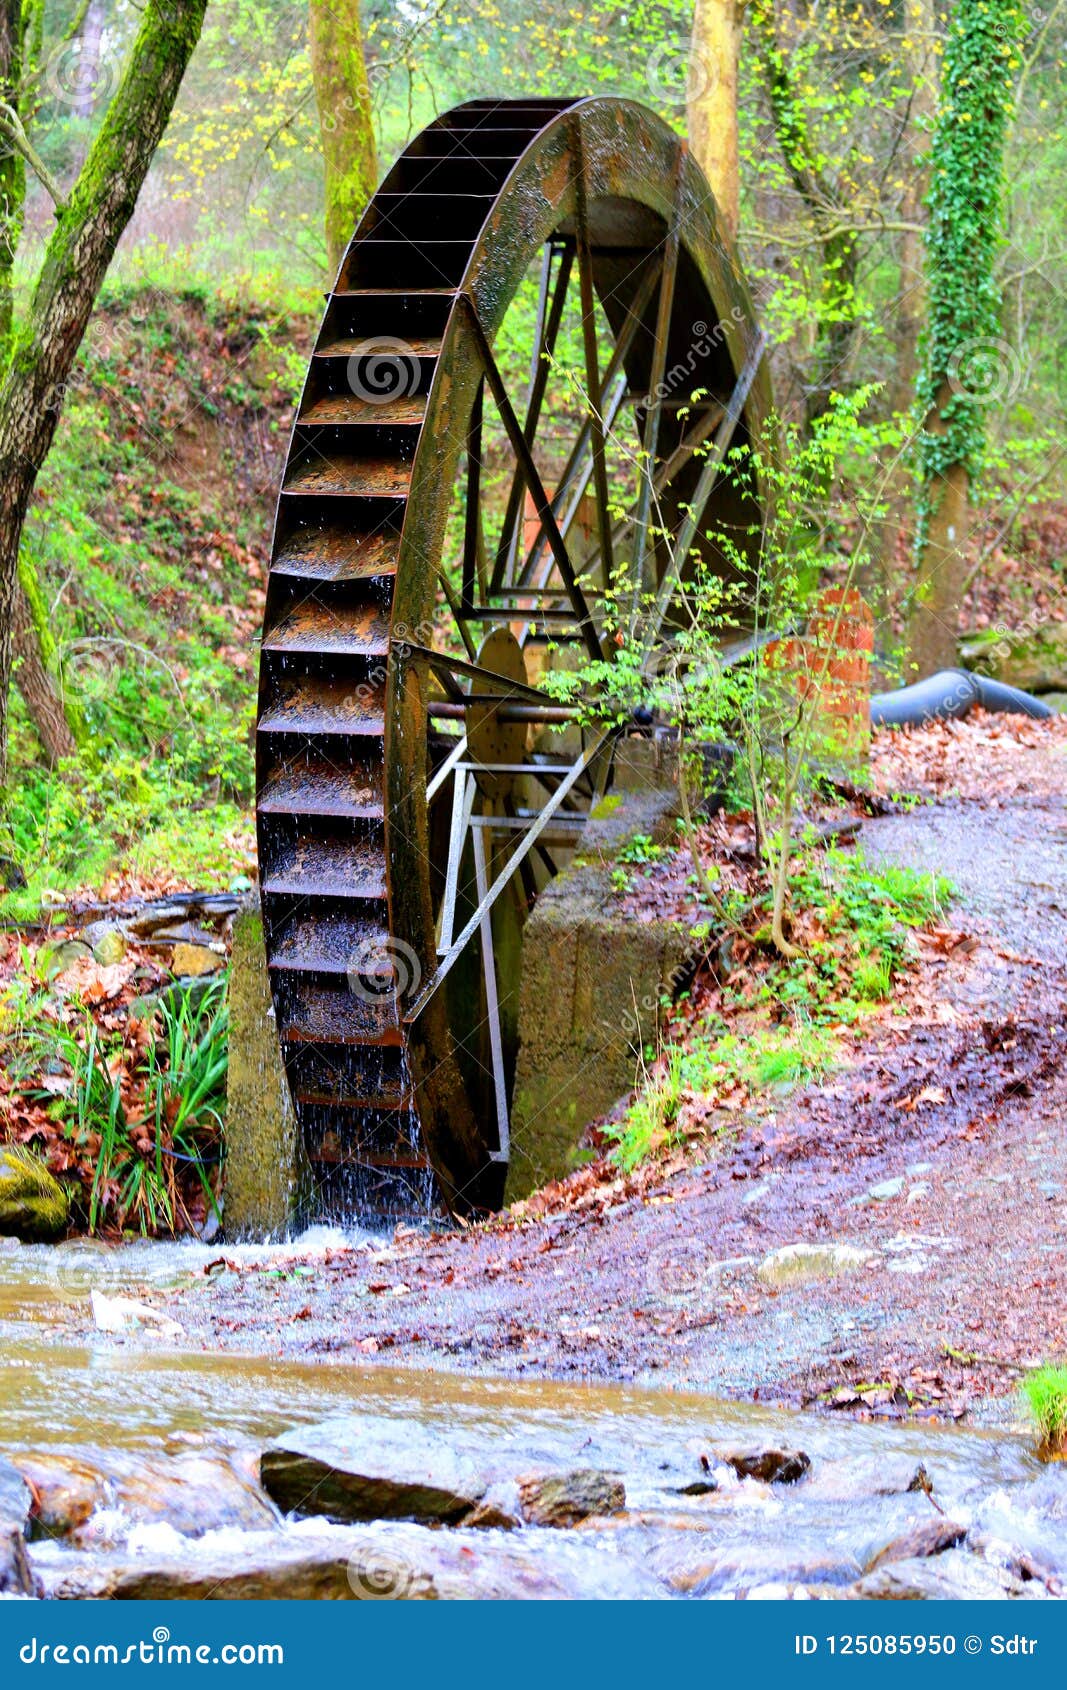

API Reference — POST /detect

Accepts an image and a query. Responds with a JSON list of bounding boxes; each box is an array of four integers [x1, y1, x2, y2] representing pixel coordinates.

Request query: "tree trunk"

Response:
[[0, 0, 208, 778], [688, 0, 742, 240], [308, 0, 378, 277], [0, 0, 25, 342], [909, 457, 968, 675], [10, 581, 77, 762]]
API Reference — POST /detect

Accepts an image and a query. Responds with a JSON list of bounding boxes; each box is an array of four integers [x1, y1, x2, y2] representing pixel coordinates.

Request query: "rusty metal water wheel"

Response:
[[255, 97, 771, 1221]]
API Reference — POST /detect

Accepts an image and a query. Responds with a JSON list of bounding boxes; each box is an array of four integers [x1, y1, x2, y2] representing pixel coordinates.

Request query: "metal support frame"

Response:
[[471, 825, 510, 1163], [406, 730, 611, 1023]]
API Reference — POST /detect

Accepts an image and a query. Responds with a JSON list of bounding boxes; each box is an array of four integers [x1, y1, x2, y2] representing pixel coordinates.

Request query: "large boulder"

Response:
[[12, 1454, 104, 1542], [260, 1416, 487, 1524], [0, 1148, 69, 1241], [33, 1518, 664, 1601], [959, 622, 1067, 695], [116, 1453, 278, 1539], [866, 1516, 967, 1573], [851, 1550, 1046, 1601]]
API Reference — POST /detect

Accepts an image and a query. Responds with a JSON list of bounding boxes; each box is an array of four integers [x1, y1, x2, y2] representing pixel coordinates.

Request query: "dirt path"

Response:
[[167, 718, 1067, 1425]]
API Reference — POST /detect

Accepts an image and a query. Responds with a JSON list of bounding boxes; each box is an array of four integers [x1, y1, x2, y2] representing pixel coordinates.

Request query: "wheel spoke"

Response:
[[630, 152, 684, 594], [490, 242, 574, 592], [459, 295, 603, 662], [515, 258, 662, 592], [574, 147, 615, 587], [471, 825, 510, 1161], [437, 769, 475, 953], [461, 379, 484, 614], [641, 329, 768, 665], [405, 639, 557, 704]]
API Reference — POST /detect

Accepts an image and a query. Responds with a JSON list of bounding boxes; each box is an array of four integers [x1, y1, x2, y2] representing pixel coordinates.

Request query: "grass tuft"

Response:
[[1022, 1365, 1067, 1459]]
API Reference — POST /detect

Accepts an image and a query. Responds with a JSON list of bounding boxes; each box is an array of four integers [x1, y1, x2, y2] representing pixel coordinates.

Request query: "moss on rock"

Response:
[[0, 1146, 69, 1240]]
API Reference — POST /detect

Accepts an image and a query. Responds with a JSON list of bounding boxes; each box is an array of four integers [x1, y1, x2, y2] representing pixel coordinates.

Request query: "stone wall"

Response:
[[505, 740, 693, 1203], [223, 903, 307, 1238]]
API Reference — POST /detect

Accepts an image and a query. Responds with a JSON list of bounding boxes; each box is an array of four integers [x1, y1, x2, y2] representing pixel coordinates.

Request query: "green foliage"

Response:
[[1022, 1365, 1067, 1458], [0, 281, 299, 903], [772, 847, 953, 1020], [608, 1019, 837, 1172], [1, 751, 250, 913], [542, 386, 889, 949], [610, 845, 951, 1171]]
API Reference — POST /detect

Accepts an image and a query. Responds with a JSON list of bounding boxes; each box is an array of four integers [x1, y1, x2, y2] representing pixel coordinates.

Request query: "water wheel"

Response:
[[255, 97, 771, 1220]]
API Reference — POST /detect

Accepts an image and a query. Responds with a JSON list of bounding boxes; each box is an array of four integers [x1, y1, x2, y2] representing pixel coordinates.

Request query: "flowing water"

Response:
[[1, 1236, 1064, 1600]]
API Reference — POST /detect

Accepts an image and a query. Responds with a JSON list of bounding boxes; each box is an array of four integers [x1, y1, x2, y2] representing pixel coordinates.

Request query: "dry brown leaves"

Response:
[[871, 709, 1067, 802]]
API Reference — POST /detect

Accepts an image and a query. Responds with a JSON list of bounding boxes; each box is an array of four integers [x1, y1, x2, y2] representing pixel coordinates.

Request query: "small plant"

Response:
[[1022, 1366, 1067, 1460], [606, 1045, 686, 1172], [616, 834, 664, 867], [6, 977, 228, 1237]]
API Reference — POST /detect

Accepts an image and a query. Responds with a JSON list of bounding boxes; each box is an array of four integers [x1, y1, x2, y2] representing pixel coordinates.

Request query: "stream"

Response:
[[1, 1235, 1065, 1601]]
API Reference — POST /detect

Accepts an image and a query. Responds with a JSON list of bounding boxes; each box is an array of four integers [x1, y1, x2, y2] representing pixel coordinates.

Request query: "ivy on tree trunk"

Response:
[[909, 0, 1026, 677], [0, 0, 208, 778]]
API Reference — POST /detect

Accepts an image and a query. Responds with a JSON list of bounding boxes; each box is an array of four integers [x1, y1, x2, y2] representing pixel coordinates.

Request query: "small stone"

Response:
[[741, 1176, 779, 1208], [517, 1469, 625, 1527], [906, 1161, 933, 1177], [43, 938, 91, 977], [720, 1448, 810, 1486], [868, 1177, 906, 1201], [170, 943, 224, 978], [82, 921, 128, 966], [757, 1242, 876, 1283], [462, 1482, 522, 1530], [1037, 1181, 1061, 1200], [907, 1182, 931, 1201]]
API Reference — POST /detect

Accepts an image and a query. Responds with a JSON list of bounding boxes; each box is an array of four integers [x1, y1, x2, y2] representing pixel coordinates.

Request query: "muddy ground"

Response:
[[161, 717, 1067, 1426]]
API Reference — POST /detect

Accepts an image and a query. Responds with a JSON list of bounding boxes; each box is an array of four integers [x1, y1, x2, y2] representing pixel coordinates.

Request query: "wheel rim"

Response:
[[256, 96, 771, 1220]]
